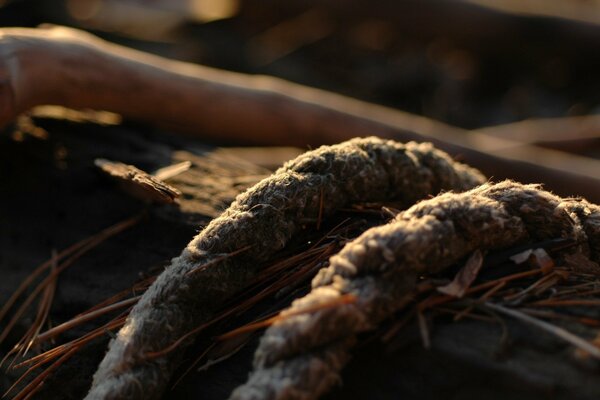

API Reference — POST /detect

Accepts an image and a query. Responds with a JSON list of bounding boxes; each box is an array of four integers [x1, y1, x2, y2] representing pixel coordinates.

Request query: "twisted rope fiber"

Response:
[[86, 137, 484, 399], [230, 181, 600, 400]]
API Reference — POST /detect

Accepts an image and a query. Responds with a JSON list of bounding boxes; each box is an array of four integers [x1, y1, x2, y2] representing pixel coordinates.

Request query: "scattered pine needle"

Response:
[[553, 285, 600, 299], [520, 309, 600, 327], [2, 215, 141, 399], [34, 296, 141, 345], [419, 268, 543, 311], [529, 299, 600, 307], [8, 347, 79, 400], [170, 343, 218, 390], [434, 306, 496, 323], [417, 310, 431, 349], [217, 294, 356, 341], [0, 239, 90, 325], [12, 315, 127, 371], [7, 205, 600, 399], [484, 302, 600, 360], [502, 271, 565, 303], [0, 214, 142, 347], [317, 186, 324, 231], [21, 252, 58, 357], [453, 280, 506, 322], [146, 243, 343, 360], [186, 245, 253, 276]]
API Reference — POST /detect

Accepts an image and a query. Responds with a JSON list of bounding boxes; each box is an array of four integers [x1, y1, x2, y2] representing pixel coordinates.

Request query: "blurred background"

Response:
[[2, 0, 600, 195], [0, 0, 599, 131]]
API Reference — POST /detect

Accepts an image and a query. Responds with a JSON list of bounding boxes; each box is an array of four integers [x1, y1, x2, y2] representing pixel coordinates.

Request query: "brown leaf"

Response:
[[437, 250, 484, 298], [530, 248, 555, 274]]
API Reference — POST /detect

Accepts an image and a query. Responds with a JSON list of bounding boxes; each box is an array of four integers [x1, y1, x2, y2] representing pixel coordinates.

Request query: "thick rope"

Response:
[[230, 181, 600, 400], [86, 137, 484, 399]]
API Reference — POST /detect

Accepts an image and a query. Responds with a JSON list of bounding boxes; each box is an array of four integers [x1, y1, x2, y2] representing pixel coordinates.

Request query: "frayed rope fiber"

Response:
[[86, 137, 485, 399], [230, 181, 600, 400]]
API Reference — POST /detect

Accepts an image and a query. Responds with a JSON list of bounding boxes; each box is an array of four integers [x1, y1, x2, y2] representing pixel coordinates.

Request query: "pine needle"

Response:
[[484, 302, 600, 360]]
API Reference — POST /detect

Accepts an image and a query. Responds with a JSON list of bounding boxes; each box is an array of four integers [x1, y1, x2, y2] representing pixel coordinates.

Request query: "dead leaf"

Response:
[[437, 250, 484, 298], [530, 248, 555, 274], [510, 248, 534, 264]]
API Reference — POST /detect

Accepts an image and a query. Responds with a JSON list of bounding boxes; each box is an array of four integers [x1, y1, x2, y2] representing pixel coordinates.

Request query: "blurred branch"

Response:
[[463, 0, 600, 26], [2, 26, 600, 201], [473, 115, 600, 145]]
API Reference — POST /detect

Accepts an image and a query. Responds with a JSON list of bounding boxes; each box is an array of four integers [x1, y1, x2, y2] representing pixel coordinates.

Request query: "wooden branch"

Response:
[[3, 26, 600, 200], [473, 115, 600, 145]]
